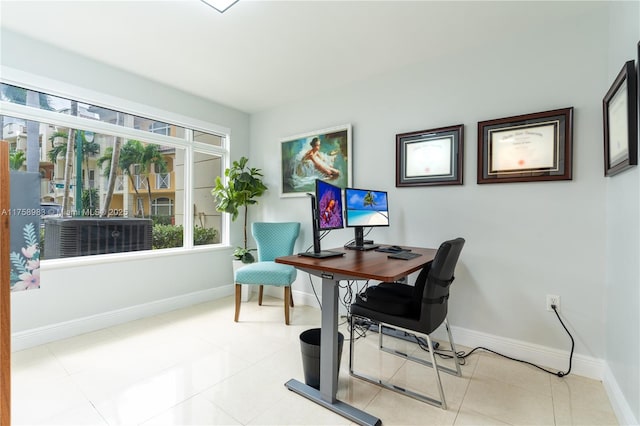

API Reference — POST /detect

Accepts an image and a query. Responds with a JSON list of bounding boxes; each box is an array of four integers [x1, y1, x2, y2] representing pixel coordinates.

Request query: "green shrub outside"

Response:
[[152, 224, 218, 249], [194, 226, 218, 245], [151, 215, 173, 226]]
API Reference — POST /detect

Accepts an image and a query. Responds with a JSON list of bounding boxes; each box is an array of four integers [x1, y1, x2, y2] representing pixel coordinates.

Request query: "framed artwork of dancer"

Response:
[[280, 124, 352, 197]]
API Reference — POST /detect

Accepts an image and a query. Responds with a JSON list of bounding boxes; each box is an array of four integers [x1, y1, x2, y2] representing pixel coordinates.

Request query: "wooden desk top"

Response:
[[275, 246, 437, 282]]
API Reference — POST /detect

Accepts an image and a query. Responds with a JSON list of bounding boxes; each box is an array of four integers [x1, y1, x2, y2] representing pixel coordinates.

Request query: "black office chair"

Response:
[[349, 237, 465, 409]]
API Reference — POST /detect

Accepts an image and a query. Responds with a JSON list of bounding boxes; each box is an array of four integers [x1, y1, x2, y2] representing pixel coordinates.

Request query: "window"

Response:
[[1, 82, 227, 274], [193, 130, 223, 147], [152, 197, 173, 216], [149, 121, 170, 136], [156, 173, 170, 189], [135, 175, 149, 190], [192, 151, 222, 245]]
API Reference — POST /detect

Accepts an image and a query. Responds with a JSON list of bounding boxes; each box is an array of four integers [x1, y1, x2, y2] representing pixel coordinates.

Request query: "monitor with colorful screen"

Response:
[[344, 187, 389, 250], [298, 179, 345, 258]]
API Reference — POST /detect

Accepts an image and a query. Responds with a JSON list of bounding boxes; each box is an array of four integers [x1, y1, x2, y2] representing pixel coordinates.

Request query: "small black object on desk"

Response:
[[375, 245, 411, 253], [388, 251, 422, 260]]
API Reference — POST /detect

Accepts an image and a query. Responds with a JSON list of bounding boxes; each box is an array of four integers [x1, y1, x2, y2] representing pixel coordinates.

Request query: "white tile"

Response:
[[388, 351, 471, 411], [12, 375, 90, 425], [460, 375, 555, 425], [454, 407, 511, 425], [551, 375, 619, 425], [248, 390, 351, 425], [199, 356, 293, 424], [473, 351, 552, 396], [91, 365, 206, 425], [31, 401, 108, 426], [10, 298, 619, 426], [11, 345, 68, 383], [364, 387, 458, 425], [141, 394, 241, 426]]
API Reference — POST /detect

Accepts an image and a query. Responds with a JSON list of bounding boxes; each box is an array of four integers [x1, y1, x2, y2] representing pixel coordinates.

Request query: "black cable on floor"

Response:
[[433, 304, 574, 378]]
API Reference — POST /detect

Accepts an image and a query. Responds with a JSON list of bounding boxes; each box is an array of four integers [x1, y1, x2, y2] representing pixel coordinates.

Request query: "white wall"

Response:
[[252, 3, 640, 420], [251, 2, 609, 360], [604, 2, 640, 424], [1, 30, 250, 338], [2, 2, 639, 422]]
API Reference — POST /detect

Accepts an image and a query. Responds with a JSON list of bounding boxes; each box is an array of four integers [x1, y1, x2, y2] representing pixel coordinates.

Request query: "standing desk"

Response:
[[276, 246, 437, 426]]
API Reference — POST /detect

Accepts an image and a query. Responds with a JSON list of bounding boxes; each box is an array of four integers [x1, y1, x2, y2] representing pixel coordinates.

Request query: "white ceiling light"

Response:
[[201, 0, 239, 13]]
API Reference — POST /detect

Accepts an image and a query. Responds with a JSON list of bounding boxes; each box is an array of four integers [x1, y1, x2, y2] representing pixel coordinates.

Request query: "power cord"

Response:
[[307, 273, 322, 309], [431, 304, 574, 378], [348, 304, 574, 378]]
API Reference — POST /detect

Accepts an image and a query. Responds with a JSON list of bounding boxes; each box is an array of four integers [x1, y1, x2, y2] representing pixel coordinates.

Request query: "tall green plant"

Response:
[[211, 156, 267, 263]]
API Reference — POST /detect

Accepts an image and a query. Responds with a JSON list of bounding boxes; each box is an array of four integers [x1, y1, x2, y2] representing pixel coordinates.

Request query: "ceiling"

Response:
[[0, 1, 582, 114]]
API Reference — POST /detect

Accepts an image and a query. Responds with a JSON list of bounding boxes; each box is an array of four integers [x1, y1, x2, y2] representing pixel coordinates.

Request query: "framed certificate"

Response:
[[396, 124, 463, 186], [477, 108, 573, 184], [603, 59, 637, 177]]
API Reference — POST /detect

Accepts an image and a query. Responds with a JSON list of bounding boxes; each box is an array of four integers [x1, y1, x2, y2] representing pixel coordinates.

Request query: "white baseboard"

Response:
[[602, 364, 640, 426], [12, 286, 636, 426], [441, 325, 603, 380], [12, 285, 234, 351]]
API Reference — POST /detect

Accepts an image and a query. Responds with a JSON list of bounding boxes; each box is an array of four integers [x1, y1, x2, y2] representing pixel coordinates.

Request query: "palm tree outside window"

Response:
[[2, 80, 225, 262]]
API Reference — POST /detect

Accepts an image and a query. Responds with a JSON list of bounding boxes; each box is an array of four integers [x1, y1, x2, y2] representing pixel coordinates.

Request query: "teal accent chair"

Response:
[[234, 222, 300, 325]]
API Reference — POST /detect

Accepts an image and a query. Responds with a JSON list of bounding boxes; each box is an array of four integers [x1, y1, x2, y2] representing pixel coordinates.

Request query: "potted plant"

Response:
[[211, 156, 268, 264]]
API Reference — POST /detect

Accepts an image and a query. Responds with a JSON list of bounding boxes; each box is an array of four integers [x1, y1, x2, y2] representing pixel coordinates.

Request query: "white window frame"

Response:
[[1, 65, 232, 266]]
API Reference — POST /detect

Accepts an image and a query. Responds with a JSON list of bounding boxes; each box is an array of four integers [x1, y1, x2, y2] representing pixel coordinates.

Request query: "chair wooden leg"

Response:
[[234, 284, 241, 322], [258, 285, 264, 305], [289, 289, 294, 307], [284, 287, 291, 325]]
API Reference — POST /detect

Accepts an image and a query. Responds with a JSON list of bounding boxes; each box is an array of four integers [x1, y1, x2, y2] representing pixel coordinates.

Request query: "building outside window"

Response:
[[1, 82, 226, 287]]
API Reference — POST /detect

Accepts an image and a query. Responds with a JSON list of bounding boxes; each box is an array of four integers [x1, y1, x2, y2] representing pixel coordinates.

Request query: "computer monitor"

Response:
[[316, 179, 344, 231], [344, 187, 389, 250], [298, 179, 345, 258]]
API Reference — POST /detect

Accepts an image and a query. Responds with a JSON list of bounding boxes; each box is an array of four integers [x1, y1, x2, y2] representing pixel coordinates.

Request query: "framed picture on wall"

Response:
[[477, 108, 573, 184], [279, 124, 352, 197], [396, 124, 464, 186], [603, 60, 637, 177]]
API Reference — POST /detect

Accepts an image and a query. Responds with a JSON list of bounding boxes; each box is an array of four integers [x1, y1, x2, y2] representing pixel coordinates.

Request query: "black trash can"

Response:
[[299, 328, 344, 390]]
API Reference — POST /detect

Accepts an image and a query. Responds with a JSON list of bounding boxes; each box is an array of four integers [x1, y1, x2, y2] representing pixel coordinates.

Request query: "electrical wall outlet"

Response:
[[546, 294, 560, 312]]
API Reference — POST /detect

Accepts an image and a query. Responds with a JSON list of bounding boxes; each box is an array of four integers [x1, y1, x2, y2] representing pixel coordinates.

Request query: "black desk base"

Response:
[[285, 379, 381, 426]]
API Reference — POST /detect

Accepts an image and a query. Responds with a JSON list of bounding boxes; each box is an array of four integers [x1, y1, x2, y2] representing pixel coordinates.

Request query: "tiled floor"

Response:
[[12, 295, 618, 425]]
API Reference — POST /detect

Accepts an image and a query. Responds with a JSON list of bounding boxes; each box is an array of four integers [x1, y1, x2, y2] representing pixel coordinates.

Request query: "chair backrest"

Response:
[[416, 237, 465, 333], [252, 222, 300, 262]]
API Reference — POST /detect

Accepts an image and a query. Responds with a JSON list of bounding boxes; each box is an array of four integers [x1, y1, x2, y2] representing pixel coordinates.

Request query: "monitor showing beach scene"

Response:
[[344, 188, 389, 227]]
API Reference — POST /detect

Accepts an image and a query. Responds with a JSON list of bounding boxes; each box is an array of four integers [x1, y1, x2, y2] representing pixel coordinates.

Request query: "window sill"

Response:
[[40, 244, 232, 271]]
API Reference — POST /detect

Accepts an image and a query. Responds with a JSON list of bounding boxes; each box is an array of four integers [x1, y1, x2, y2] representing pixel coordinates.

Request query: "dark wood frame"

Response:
[[603, 60, 638, 177], [396, 124, 463, 187], [477, 108, 573, 184], [1, 141, 11, 426]]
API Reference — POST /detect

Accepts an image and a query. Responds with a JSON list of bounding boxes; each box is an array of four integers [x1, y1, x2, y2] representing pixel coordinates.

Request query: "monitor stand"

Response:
[[344, 243, 379, 251], [299, 250, 344, 258], [345, 227, 379, 251]]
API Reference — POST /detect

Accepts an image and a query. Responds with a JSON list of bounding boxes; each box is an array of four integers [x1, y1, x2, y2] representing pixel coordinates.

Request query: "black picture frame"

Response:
[[603, 60, 638, 177], [396, 124, 463, 187], [477, 108, 573, 184]]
